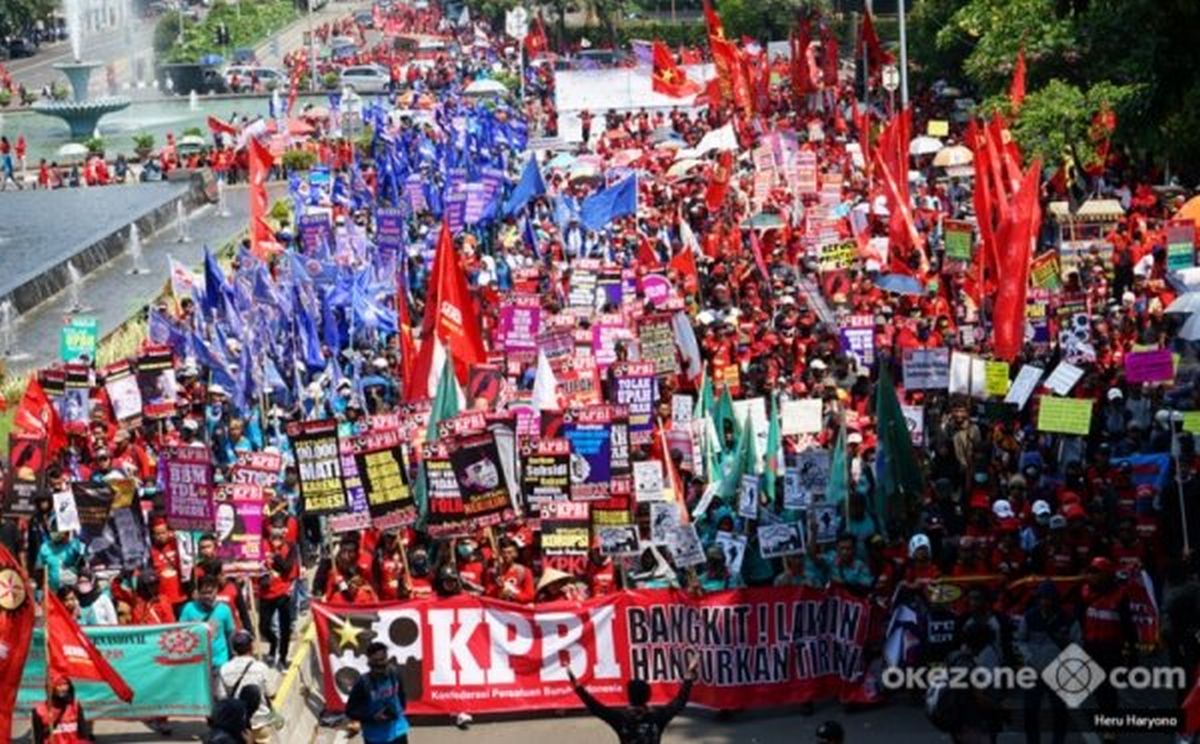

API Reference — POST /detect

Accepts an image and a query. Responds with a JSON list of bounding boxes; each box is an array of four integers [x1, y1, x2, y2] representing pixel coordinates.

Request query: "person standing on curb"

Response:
[[566, 656, 699, 744]]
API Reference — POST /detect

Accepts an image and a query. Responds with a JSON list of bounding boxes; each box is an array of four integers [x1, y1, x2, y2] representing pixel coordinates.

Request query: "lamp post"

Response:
[[897, 0, 910, 108]]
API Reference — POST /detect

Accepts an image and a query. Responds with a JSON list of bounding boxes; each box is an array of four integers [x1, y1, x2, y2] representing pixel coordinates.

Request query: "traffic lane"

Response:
[[6, 22, 157, 89]]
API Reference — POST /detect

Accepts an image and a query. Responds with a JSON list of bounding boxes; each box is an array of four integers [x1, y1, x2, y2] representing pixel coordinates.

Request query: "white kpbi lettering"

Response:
[[428, 608, 485, 686], [485, 610, 533, 685], [427, 607, 622, 686]]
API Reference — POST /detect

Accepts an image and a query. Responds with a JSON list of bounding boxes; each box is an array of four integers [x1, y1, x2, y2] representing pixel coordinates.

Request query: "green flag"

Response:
[[763, 394, 782, 502], [717, 413, 752, 500], [874, 364, 925, 534], [414, 354, 461, 519], [712, 386, 739, 454], [826, 423, 849, 514], [694, 370, 715, 419]]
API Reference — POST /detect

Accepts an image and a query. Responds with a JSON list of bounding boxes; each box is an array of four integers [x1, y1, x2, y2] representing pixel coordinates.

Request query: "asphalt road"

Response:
[[5, 20, 157, 94]]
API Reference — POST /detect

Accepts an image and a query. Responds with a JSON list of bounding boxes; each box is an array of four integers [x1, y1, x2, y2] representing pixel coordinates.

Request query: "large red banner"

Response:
[[313, 587, 873, 716]]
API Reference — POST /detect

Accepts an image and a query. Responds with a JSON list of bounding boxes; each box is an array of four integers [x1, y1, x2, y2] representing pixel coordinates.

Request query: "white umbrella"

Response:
[[909, 136, 943, 156], [1179, 311, 1200, 341], [933, 145, 973, 168], [57, 142, 88, 163], [463, 78, 507, 96], [1166, 291, 1200, 315]]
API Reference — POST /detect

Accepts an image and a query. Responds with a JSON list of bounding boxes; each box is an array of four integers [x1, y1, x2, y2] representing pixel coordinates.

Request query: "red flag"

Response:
[[45, 590, 133, 702], [206, 115, 239, 137], [668, 244, 699, 295], [285, 74, 299, 118], [248, 137, 278, 260], [705, 150, 734, 210], [992, 160, 1041, 361], [0, 544, 35, 741], [651, 40, 701, 98], [790, 20, 813, 103], [1009, 46, 1026, 111], [747, 228, 770, 283], [14, 378, 66, 457], [710, 35, 748, 112], [702, 0, 724, 39], [820, 25, 839, 88], [855, 11, 893, 71], [423, 221, 486, 384], [525, 13, 548, 57]]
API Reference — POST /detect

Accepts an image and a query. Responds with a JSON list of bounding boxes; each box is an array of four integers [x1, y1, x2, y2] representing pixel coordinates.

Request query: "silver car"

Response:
[[339, 64, 390, 93]]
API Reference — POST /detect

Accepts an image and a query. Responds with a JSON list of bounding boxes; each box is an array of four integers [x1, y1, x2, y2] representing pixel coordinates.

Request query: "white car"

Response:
[[223, 65, 283, 92], [340, 64, 390, 92]]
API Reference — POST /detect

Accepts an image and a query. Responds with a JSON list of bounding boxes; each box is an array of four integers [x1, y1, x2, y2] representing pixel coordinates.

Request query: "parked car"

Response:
[[223, 65, 284, 92], [353, 9, 373, 27], [339, 64, 390, 92], [6, 37, 37, 59]]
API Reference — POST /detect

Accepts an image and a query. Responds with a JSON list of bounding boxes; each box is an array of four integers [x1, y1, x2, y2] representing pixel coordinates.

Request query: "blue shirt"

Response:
[[353, 673, 409, 743], [179, 600, 236, 666], [36, 538, 85, 592]]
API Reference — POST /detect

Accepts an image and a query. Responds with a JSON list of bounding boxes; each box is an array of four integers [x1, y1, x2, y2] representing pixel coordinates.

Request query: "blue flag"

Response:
[[202, 247, 227, 318], [580, 175, 637, 231], [502, 156, 546, 215]]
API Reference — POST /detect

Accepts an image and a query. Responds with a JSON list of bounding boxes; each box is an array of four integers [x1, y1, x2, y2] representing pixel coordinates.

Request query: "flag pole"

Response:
[[42, 567, 51, 699]]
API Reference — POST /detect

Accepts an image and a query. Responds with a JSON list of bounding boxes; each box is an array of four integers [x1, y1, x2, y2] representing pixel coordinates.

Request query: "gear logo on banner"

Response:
[[323, 608, 424, 704], [1042, 643, 1104, 708]]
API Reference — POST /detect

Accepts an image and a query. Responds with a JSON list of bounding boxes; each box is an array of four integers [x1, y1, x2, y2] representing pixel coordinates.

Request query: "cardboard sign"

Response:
[[649, 502, 681, 545], [212, 483, 265, 574], [781, 399, 823, 436], [597, 525, 641, 556], [901, 404, 925, 447], [541, 501, 591, 572], [1124, 349, 1174, 384], [667, 523, 706, 567], [288, 420, 347, 516], [902, 348, 950, 390], [52, 490, 82, 534], [670, 395, 693, 428], [352, 428, 416, 530], [738, 474, 760, 520], [1030, 251, 1062, 289], [161, 446, 214, 532], [793, 448, 830, 495], [949, 352, 987, 398], [927, 119, 949, 137], [714, 531, 747, 576], [1167, 221, 1196, 271], [103, 361, 142, 422], [1005, 365, 1044, 411], [1037, 397, 1094, 435]]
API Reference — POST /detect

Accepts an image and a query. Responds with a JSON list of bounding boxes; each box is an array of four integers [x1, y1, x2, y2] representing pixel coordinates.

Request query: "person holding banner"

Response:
[[487, 538, 535, 604], [32, 677, 91, 744], [260, 525, 300, 669], [566, 655, 699, 744]]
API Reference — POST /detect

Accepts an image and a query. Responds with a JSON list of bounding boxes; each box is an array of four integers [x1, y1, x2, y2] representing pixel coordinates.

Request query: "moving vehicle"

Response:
[[223, 65, 284, 91], [339, 64, 390, 92]]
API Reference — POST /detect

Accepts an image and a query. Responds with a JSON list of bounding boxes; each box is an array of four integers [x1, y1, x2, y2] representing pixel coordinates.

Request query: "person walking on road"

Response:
[[566, 656, 699, 744], [346, 642, 410, 744]]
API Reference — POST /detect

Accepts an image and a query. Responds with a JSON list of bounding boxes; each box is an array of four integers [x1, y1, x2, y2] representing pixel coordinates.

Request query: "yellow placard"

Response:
[[927, 120, 950, 137], [1037, 397, 1094, 435], [985, 361, 1010, 397], [1183, 411, 1200, 434]]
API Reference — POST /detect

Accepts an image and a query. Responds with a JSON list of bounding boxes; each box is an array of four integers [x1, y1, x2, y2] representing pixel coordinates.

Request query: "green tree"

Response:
[[991, 79, 1134, 169], [716, 0, 826, 42]]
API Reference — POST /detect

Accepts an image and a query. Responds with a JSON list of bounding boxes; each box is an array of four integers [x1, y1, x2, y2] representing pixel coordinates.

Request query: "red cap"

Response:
[[969, 493, 991, 511], [1063, 503, 1087, 521], [1089, 556, 1116, 575]]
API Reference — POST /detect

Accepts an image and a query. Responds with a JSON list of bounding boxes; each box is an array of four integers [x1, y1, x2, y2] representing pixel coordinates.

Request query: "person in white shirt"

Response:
[[217, 631, 279, 743]]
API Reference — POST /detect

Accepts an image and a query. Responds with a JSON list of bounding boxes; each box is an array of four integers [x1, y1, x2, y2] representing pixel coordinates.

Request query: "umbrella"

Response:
[[666, 158, 704, 180], [876, 273, 925, 296], [286, 118, 315, 136], [200, 53, 224, 66], [463, 78, 508, 96], [177, 134, 206, 151], [1179, 312, 1200, 341], [744, 212, 785, 230], [1166, 291, 1200, 315], [301, 105, 331, 120], [544, 152, 576, 171], [655, 139, 684, 150], [57, 143, 88, 163], [909, 136, 943, 156], [568, 163, 600, 182], [933, 145, 972, 168], [609, 149, 643, 169], [649, 126, 680, 144], [1176, 195, 1200, 226]]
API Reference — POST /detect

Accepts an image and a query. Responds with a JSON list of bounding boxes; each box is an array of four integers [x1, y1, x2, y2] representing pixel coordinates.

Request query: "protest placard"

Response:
[[565, 405, 614, 500], [1005, 365, 1044, 410], [781, 399, 823, 435], [59, 316, 98, 362], [739, 474, 760, 520], [633, 460, 665, 503], [1124, 349, 1174, 384], [668, 524, 706, 567], [949, 352, 987, 398], [783, 467, 808, 510], [1037, 397, 1094, 435], [650, 502, 681, 545], [714, 531, 748, 576], [927, 119, 949, 137], [612, 362, 658, 445], [1167, 220, 1196, 271], [230, 450, 283, 489], [520, 439, 570, 510], [288, 420, 347, 516], [793, 448, 830, 494], [943, 220, 973, 262], [758, 523, 805, 558], [671, 394, 694, 427], [902, 348, 950, 390], [52, 490, 82, 534], [352, 428, 416, 529], [819, 242, 857, 271], [985, 361, 1011, 397], [447, 415, 517, 530], [1030, 251, 1062, 289], [1044, 361, 1085, 396], [161, 446, 214, 531], [597, 525, 641, 556], [103, 361, 142, 421], [812, 503, 839, 544], [901, 404, 925, 447], [212, 483, 264, 575], [637, 315, 681, 377], [541, 501, 591, 573], [839, 315, 875, 367]]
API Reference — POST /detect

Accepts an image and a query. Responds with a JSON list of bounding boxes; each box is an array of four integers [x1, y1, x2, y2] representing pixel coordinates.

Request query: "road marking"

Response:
[[273, 621, 315, 708]]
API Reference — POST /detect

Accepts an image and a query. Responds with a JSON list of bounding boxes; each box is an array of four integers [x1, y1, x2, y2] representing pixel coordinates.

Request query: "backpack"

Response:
[[619, 709, 663, 744]]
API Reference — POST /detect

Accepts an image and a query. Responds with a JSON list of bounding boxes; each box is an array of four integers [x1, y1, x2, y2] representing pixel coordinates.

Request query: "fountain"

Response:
[[189, 90, 200, 112], [216, 177, 231, 217], [175, 201, 191, 243], [127, 223, 149, 275], [31, 0, 131, 139], [66, 261, 91, 313], [0, 300, 30, 361]]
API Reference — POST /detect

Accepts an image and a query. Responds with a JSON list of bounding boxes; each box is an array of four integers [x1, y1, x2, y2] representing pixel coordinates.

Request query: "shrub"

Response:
[[281, 149, 317, 171], [85, 136, 105, 154], [132, 133, 155, 151], [0, 90, 11, 107]]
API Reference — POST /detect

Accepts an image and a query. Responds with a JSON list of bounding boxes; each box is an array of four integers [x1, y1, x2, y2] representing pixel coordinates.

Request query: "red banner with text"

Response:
[[313, 587, 874, 716]]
